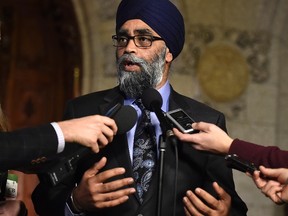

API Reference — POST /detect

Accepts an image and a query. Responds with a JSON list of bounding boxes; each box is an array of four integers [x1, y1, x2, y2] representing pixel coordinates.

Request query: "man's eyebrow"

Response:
[[135, 29, 153, 35], [117, 28, 153, 35], [117, 29, 128, 35]]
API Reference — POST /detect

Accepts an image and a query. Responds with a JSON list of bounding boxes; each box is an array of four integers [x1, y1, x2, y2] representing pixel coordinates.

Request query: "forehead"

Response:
[[118, 19, 160, 36]]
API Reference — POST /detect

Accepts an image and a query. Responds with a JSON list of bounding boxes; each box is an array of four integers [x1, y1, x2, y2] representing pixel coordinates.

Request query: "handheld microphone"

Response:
[[105, 103, 137, 134], [38, 104, 137, 186], [141, 88, 175, 140]]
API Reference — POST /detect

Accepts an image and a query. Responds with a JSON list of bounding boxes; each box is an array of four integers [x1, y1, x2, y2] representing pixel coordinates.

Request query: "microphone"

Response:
[[141, 88, 175, 140], [37, 104, 137, 186], [105, 103, 137, 134]]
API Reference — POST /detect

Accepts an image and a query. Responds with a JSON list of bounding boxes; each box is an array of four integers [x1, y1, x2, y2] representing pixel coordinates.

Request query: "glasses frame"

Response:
[[112, 35, 164, 48]]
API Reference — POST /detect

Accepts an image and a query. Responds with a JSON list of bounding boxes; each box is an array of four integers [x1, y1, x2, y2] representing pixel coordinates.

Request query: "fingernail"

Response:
[[195, 188, 201, 194]]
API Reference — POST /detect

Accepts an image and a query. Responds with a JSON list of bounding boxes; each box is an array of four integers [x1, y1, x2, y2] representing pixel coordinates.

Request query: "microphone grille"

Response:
[[142, 88, 163, 111]]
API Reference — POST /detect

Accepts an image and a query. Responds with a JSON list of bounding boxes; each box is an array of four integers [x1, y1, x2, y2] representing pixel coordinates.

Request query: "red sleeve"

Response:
[[228, 139, 288, 168]]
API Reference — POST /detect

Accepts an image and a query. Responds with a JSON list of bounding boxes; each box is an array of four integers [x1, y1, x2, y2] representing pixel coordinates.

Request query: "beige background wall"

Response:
[[72, 0, 288, 215]]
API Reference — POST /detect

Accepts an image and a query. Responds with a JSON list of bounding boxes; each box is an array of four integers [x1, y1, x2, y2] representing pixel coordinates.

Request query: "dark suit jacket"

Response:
[[32, 86, 248, 216], [229, 139, 288, 168], [0, 124, 58, 171]]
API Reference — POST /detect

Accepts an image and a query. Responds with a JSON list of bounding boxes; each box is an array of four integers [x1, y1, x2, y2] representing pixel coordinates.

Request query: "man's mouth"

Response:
[[121, 59, 140, 72]]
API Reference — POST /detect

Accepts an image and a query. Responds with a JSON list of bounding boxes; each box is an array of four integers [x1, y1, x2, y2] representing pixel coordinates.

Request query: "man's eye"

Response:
[[138, 36, 150, 42], [118, 37, 128, 42]]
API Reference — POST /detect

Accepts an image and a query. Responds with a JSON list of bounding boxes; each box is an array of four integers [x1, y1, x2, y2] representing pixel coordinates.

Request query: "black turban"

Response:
[[116, 0, 185, 60]]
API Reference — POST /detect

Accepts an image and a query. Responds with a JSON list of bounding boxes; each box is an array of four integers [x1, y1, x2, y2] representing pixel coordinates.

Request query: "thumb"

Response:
[[213, 182, 231, 201], [84, 157, 107, 178]]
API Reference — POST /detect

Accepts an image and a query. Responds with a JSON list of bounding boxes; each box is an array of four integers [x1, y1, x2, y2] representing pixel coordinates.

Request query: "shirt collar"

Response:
[[158, 81, 170, 112]]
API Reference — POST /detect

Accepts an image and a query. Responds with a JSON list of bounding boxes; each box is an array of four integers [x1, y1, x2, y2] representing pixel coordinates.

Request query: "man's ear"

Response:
[[166, 49, 173, 63]]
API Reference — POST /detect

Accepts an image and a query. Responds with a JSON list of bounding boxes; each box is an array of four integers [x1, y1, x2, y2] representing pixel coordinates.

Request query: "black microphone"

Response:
[[141, 88, 175, 140], [38, 104, 137, 186], [105, 103, 137, 134]]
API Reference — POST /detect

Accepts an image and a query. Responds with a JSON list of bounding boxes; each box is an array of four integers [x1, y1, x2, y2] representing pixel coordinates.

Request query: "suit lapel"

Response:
[[99, 86, 125, 115]]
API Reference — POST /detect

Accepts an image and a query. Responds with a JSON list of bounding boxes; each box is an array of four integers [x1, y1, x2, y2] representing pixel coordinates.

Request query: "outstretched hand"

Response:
[[72, 157, 136, 211], [183, 182, 231, 216]]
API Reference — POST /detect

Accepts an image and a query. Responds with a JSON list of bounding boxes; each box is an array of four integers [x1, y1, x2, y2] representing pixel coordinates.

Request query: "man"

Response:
[[32, 0, 247, 215]]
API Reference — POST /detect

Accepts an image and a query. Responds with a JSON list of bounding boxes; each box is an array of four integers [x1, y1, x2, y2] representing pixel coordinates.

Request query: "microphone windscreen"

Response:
[[114, 105, 137, 134], [142, 88, 163, 111]]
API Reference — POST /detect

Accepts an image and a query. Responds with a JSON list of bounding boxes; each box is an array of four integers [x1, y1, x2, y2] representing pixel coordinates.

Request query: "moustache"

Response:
[[118, 54, 147, 70]]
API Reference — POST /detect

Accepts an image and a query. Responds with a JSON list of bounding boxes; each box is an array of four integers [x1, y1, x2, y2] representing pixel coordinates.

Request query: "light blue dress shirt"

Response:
[[125, 81, 171, 163]]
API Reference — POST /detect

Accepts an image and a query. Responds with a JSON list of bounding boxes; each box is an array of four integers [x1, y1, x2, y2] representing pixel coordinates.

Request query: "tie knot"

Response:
[[134, 98, 151, 122], [134, 98, 145, 111]]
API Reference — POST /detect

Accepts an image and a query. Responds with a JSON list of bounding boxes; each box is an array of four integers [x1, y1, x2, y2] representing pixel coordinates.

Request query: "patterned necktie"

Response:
[[132, 98, 157, 203]]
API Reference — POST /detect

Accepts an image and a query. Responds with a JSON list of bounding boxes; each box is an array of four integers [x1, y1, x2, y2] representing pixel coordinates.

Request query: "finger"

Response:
[[97, 133, 110, 148], [90, 143, 100, 153], [84, 157, 107, 178], [102, 117, 118, 135], [275, 191, 285, 205], [183, 195, 195, 213], [96, 177, 134, 193], [101, 125, 116, 143], [252, 171, 267, 189], [173, 128, 200, 143], [183, 205, 192, 216], [212, 182, 231, 203], [185, 190, 209, 215], [183, 195, 199, 216], [259, 166, 279, 179], [93, 167, 126, 184], [173, 127, 182, 136], [96, 192, 132, 209], [261, 181, 283, 202], [191, 121, 210, 132], [96, 187, 136, 205], [261, 180, 280, 194], [194, 187, 217, 211]]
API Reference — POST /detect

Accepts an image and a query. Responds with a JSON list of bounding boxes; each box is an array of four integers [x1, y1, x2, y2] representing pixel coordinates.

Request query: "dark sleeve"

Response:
[[204, 114, 248, 215], [32, 101, 81, 216], [32, 176, 75, 216], [229, 139, 288, 168], [0, 124, 58, 171]]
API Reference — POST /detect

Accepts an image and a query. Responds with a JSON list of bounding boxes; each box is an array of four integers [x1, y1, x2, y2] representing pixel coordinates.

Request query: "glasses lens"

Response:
[[135, 36, 152, 47], [113, 36, 128, 47]]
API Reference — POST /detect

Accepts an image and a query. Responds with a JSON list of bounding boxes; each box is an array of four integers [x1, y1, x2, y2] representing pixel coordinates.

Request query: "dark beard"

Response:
[[117, 48, 166, 99]]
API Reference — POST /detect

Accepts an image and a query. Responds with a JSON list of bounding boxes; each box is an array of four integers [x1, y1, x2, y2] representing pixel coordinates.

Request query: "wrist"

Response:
[[67, 187, 84, 214]]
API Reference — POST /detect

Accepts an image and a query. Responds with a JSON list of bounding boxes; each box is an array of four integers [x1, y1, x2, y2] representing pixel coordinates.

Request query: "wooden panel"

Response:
[[0, 0, 82, 215]]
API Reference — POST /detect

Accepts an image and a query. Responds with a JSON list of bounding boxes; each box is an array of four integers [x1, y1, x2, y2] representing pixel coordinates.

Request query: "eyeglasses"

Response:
[[112, 35, 164, 48]]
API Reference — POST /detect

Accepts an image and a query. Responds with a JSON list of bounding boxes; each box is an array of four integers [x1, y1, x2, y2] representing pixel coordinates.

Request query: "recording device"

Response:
[[39, 104, 137, 186], [141, 88, 176, 140], [166, 108, 198, 134], [225, 154, 257, 175]]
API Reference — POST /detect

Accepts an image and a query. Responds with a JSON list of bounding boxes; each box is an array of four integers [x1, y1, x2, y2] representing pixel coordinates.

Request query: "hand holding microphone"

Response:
[[58, 115, 117, 153], [59, 103, 137, 153], [37, 104, 137, 186]]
